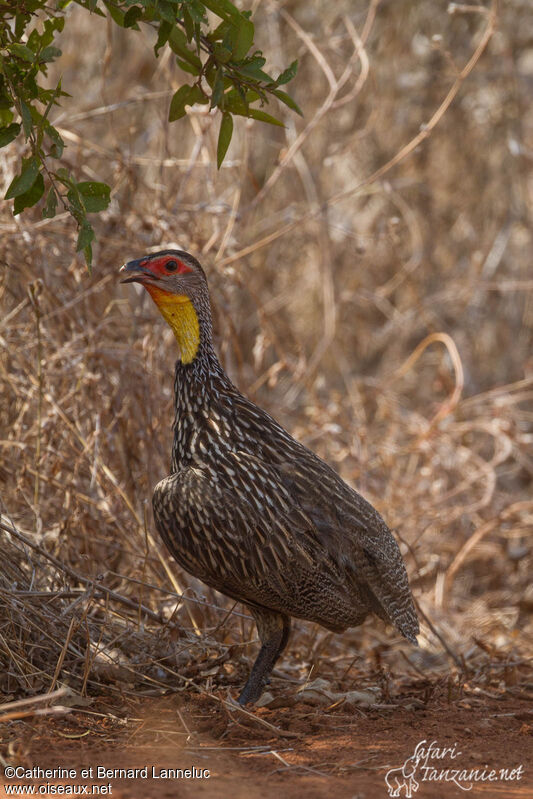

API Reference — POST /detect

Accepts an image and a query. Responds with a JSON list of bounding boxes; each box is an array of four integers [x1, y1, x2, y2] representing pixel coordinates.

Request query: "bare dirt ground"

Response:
[[3, 685, 532, 799]]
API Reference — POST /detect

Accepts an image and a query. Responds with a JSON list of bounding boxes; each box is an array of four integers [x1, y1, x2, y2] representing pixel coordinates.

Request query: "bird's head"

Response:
[[120, 249, 209, 364]]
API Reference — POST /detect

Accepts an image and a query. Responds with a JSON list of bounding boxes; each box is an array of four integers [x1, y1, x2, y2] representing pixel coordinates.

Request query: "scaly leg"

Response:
[[238, 608, 291, 705]]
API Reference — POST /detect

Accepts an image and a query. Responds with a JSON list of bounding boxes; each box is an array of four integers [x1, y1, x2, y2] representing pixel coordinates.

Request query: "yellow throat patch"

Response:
[[145, 285, 200, 364]]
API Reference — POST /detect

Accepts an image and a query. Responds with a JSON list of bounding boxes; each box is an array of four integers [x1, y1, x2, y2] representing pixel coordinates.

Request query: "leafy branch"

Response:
[[0, 0, 300, 267]]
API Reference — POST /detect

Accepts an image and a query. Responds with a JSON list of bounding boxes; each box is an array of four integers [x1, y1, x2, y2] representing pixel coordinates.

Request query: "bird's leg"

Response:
[[238, 609, 290, 705]]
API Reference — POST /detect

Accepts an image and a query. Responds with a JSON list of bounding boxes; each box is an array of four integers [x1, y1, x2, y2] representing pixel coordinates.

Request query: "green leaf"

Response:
[[104, 2, 125, 27], [42, 187, 58, 219], [224, 90, 285, 126], [211, 68, 225, 109], [46, 125, 65, 158], [55, 167, 73, 184], [14, 11, 26, 39], [0, 110, 14, 127], [27, 29, 41, 54], [169, 86, 193, 121], [77, 181, 111, 212], [169, 85, 204, 121], [272, 89, 303, 116], [42, 16, 65, 48], [86, 0, 104, 13], [246, 108, 285, 127], [143, 5, 156, 23], [275, 60, 298, 86], [67, 186, 84, 217], [244, 90, 261, 104], [183, 7, 194, 41], [202, 0, 241, 21], [23, 73, 39, 100], [5, 157, 40, 200], [39, 46, 62, 63], [20, 101, 32, 137], [229, 18, 254, 61], [195, 90, 209, 106], [0, 123, 21, 148], [243, 54, 265, 68], [0, 79, 13, 110], [7, 44, 35, 62], [237, 60, 273, 83], [155, 21, 172, 56], [168, 28, 202, 69], [124, 6, 143, 28], [224, 91, 247, 115], [155, 0, 177, 24], [77, 220, 95, 253], [187, 1, 207, 24], [213, 43, 233, 64], [217, 112, 233, 169], [176, 58, 200, 76], [14, 172, 44, 215], [207, 19, 232, 43], [84, 243, 93, 269]]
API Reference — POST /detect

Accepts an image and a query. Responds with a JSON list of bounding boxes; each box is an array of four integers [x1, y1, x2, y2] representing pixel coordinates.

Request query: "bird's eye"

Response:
[[165, 260, 178, 272]]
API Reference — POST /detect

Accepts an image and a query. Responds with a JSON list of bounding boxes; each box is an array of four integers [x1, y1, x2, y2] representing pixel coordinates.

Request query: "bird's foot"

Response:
[[237, 676, 265, 706]]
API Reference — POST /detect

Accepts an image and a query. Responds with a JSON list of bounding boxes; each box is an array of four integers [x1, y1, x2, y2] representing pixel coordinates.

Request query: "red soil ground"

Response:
[[3, 686, 532, 799]]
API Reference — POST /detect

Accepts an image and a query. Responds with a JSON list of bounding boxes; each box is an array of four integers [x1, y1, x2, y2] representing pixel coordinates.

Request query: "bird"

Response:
[[120, 249, 419, 705]]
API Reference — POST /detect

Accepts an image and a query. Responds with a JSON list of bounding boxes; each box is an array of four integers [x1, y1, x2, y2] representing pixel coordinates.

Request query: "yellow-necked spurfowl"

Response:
[[120, 250, 419, 705]]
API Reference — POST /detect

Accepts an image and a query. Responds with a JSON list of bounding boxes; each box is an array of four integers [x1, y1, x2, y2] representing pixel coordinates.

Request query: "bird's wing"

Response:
[[272, 451, 420, 642], [152, 462, 334, 610], [153, 450, 419, 641]]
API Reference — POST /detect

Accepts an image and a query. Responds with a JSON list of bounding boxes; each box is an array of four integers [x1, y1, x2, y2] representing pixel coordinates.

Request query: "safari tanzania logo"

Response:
[[384, 739, 524, 796]]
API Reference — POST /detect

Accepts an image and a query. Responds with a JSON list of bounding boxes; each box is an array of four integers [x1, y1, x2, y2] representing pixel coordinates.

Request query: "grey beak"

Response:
[[119, 259, 155, 284]]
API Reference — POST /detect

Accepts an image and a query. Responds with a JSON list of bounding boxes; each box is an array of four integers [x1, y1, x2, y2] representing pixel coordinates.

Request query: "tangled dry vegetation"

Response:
[[1, 0, 532, 723]]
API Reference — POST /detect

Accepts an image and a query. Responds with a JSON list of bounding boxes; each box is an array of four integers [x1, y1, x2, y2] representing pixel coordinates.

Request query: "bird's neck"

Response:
[[147, 284, 221, 372], [145, 286, 203, 364], [170, 306, 231, 472], [174, 333, 225, 393]]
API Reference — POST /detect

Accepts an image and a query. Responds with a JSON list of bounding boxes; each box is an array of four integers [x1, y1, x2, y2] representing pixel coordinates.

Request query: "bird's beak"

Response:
[[119, 259, 155, 284]]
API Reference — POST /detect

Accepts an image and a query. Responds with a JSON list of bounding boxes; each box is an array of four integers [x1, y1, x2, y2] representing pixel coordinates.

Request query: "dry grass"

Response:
[[1, 0, 532, 715]]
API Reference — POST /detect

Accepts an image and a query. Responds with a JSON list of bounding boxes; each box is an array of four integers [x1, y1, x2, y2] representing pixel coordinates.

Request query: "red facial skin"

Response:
[[139, 255, 193, 278]]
